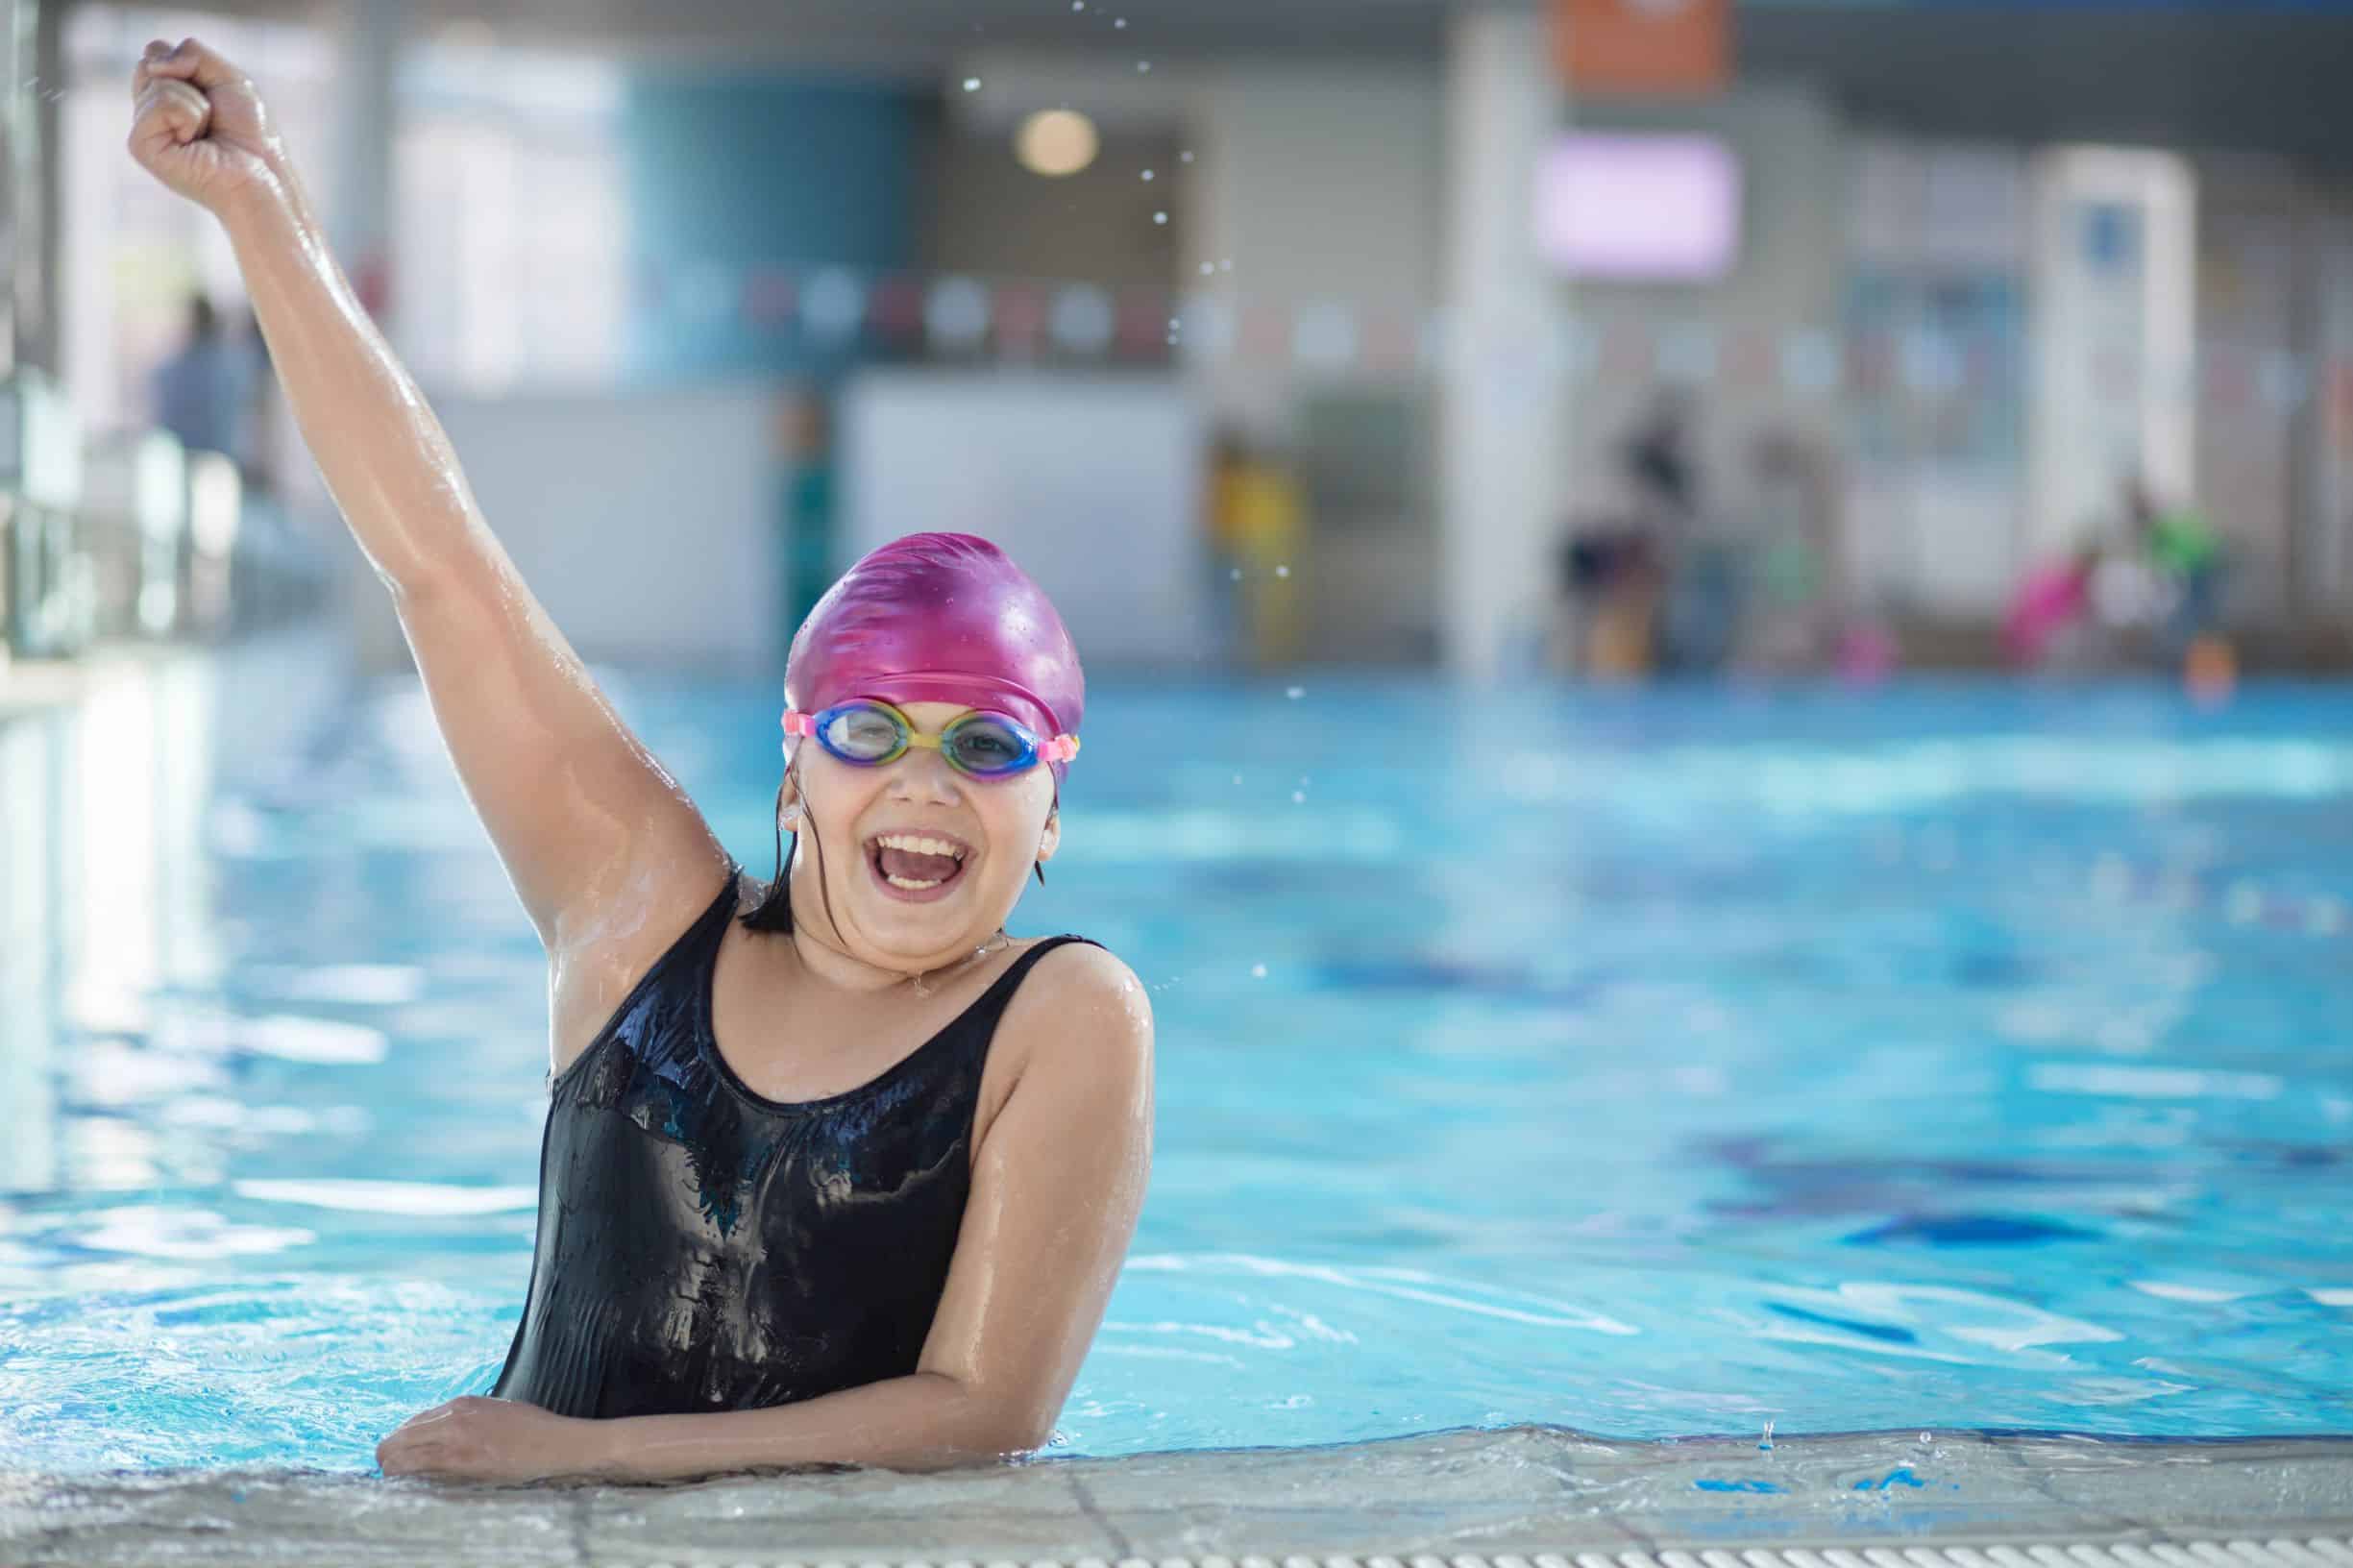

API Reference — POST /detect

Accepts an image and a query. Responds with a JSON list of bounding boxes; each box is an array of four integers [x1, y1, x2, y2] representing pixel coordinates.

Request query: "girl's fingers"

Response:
[[135, 78, 207, 134], [152, 37, 241, 90], [131, 55, 193, 103]]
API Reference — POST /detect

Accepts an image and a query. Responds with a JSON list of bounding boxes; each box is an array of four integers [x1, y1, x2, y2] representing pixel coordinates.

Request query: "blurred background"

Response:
[[5, 0, 2353, 1469], [5, 0, 2351, 685]]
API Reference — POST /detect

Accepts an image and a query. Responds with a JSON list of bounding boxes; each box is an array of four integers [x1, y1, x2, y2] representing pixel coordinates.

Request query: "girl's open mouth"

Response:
[[865, 831, 972, 902]]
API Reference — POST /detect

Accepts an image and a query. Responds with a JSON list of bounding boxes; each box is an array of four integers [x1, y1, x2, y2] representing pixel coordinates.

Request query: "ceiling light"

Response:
[[1016, 110, 1099, 178]]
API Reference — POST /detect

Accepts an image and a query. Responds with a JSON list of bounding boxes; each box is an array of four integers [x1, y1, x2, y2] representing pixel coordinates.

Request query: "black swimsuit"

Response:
[[489, 865, 1097, 1419]]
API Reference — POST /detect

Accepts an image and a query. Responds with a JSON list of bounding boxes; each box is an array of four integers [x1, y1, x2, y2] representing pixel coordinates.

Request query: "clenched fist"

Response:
[[125, 36, 285, 214]]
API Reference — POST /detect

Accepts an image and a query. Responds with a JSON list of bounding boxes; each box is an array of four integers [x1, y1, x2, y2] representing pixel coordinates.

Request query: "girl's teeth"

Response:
[[886, 873, 944, 891], [878, 834, 963, 859]]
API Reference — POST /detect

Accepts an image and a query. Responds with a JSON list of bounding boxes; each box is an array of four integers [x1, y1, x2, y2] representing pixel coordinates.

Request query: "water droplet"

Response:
[[1072, 1, 1085, 10], [1137, 59, 1152, 72], [1153, 211, 1167, 225], [1115, 16, 1127, 27], [962, 77, 981, 91], [1274, 563, 1290, 578], [1233, 773, 1243, 786], [1286, 686, 1305, 699], [1199, 261, 1215, 276], [1168, 317, 1180, 329], [1230, 567, 1243, 580], [1251, 963, 1268, 978], [1218, 257, 1233, 271], [1181, 150, 1195, 162]]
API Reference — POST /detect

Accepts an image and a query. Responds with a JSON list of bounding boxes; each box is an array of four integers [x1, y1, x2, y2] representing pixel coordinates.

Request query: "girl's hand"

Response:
[[377, 1395, 615, 1485], [125, 36, 284, 214]]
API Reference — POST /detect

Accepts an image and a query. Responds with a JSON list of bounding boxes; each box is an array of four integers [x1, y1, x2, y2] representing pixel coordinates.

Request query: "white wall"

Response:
[[838, 368, 1209, 668], [1181, 61, 1447, 442], [345, 380, 786, 673]]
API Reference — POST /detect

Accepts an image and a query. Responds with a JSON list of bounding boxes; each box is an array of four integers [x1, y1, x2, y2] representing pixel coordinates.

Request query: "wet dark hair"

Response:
[[737, 778, 802, 933], [736, 770, 1047, 936]]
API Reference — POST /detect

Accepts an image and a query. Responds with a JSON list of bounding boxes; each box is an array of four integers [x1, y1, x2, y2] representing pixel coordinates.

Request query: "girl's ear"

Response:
[[1037, 806, 1061, 865], [778, 771, 804, 830]]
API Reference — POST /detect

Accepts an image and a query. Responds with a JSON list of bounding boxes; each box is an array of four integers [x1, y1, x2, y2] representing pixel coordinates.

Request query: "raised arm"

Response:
[[127, 37, 728, 966]]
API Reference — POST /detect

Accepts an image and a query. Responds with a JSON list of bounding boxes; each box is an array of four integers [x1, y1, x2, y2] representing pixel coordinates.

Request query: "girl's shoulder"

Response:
[[1000, 938, 1152, 1055]]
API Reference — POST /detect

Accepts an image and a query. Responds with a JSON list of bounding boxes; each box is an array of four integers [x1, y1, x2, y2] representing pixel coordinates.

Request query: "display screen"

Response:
[[1534, 133, 1742, 281]]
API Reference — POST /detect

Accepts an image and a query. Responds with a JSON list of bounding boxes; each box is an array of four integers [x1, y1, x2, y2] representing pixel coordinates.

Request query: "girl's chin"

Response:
[[851, 870, 1012, 938]]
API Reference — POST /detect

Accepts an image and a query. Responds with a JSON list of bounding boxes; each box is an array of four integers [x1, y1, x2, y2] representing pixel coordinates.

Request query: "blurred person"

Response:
[[1730, 427, 1841, 674], [1207, 429, 1304, 668], [1203, 429, 1249, 660], [147, 289, 261, 467], [2125, 477, 2227, 669], [1654, 527, 1741, 675], [2001, 542, 2104, 671], [233, 304, 281, 495], [776, 385, 836, 634], [129, 36, 1150, 1483], [1554, 390, 1706, 682], [1622, 387, 1701, 547], [1556, 524, 1664, 680]]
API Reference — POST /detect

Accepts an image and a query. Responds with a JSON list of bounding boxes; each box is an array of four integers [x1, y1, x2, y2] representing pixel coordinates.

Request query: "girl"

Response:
[[128, 36, 1154, 1483]]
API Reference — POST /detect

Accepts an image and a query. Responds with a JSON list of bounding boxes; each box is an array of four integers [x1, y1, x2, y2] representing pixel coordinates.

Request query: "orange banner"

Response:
[[1555, 0, 1731, 97]]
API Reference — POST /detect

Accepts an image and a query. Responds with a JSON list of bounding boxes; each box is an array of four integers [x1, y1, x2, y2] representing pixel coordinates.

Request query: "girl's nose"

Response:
[[888, 742, 962, 801]]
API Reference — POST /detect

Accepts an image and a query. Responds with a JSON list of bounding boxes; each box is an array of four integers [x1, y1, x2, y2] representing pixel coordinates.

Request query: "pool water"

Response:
[[4, 646, 2351, 1472]]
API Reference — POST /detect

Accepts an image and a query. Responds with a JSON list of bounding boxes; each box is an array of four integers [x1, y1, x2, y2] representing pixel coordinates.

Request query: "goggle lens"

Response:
[[944, 715, 1036, 775], [820, 704, 907, 762], [812, 701, 1043, 778]]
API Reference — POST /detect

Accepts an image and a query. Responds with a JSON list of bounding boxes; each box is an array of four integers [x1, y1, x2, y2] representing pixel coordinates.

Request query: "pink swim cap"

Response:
[[785, 532, 1085, 782]]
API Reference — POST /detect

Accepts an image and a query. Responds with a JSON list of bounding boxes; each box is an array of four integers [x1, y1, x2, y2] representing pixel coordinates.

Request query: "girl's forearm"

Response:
[[594, 1371, 1033, 1482], [217, 155, 492, 599]]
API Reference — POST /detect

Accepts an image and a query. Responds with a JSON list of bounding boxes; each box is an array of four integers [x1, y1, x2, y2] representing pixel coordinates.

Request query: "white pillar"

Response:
[[2, 0, 65, 377], [322, 0, 403, 327], [1, 0, 27, 378], [2024, 147, 2196, 561], [1438, 8, 1571, 682], [312, 0, 409, 673]]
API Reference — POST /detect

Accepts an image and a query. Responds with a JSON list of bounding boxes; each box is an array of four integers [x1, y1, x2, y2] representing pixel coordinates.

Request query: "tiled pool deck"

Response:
[[5, 1428, 2350, 1568]]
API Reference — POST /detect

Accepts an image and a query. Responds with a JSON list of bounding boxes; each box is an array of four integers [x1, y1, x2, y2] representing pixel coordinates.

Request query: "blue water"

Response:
[[4, 651, 2352, 1472]]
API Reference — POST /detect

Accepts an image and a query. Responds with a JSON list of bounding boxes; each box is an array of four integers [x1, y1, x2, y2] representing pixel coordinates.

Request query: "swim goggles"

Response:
[[783, 698, 1080, 779]]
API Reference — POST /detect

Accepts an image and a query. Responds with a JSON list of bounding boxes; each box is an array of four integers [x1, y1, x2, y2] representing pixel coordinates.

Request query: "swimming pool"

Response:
[[4, 640, 2351, 1474]]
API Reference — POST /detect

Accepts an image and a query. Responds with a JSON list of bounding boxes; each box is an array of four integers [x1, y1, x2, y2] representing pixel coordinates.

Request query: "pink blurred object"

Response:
[[1837, 623, 1899, 685], [2002, 559, 2093, 667], [1534, 134, 1742, 282]]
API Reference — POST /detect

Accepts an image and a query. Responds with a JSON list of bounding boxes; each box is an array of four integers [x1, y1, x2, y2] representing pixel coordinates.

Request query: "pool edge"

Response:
[[8, 1427, 2353, 1568]]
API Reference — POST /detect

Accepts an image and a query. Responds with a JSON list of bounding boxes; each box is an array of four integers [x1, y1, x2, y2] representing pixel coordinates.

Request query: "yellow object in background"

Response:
[[1586, 585, 1660, 680], [2185, 635, 2237, 704], [1213, 460, 1306, 667]]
